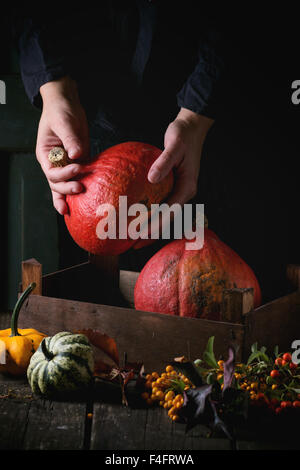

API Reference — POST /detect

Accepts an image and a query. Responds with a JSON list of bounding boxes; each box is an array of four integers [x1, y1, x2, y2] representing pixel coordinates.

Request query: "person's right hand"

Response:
[[36, 76, 89, 215]]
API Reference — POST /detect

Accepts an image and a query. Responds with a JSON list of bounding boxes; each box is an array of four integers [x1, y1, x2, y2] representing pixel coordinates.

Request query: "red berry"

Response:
[[293, 400, 300, 408], [289, 362, 297, 370], [282, 353, 292, 362], [281, 360, 288, 366], [275, 407, 282, 414], [270, 398, 279, 406], [281, 401, 292, 408], [275, 358, 282, 366], [257, 393, 265, 400], [270, 370, 280, 379]]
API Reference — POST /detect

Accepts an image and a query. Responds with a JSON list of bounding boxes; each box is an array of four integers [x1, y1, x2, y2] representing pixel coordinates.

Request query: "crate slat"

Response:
[[244, 290, 300, 355], [18, 295, 244, 371]]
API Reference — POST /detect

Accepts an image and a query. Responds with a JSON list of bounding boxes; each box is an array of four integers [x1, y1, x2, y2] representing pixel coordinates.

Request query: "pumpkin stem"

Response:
[[41, 338, 54, 361], [10, 283, 36, 337]]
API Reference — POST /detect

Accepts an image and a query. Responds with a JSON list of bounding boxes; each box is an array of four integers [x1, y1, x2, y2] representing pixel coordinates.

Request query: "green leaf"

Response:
[[203, 337, 218, 369], [171, 361, 203, 387], [273, 345, 279, 357], [247, 350, 270, 365], [206, 372, 215, 384], [251, 342, 258, 353]]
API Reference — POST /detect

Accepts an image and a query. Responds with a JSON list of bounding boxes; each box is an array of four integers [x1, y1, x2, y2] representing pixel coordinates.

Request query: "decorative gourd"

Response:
[[0, 283, 47, 376], [134, 228, 262, 321], [27, 332, 94, 396], [64, 142, 173, 255]]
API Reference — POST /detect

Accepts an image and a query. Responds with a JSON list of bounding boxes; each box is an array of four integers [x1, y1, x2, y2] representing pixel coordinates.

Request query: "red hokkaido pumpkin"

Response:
[[134, 229, 262, 320], [64, 142, 173, 255]]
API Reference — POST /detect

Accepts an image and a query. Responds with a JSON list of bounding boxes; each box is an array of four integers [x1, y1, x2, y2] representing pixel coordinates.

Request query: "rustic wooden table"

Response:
[[1, 313, 299, 452], [1, 371, 300, 451]]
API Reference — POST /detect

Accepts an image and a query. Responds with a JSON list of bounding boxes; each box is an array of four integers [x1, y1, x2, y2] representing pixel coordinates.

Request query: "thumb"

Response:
[[53, 120, 85, 160], [148, 139, 183, 184]]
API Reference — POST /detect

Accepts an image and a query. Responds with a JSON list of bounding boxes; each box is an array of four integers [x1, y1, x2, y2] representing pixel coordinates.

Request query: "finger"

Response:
[[52, 120, 87, 161], [148, 140, 184, 183], [46, 163, 82, 183], [49, 180, 83, 195], [166, 173, 198, 207], [52, 191, 69, 215], [133, 238, 156, 250]]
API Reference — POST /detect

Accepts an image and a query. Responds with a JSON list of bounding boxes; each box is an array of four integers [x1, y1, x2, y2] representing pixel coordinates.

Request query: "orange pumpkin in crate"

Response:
[[65, 142, 173, 255], [134, 229, 262, 321]]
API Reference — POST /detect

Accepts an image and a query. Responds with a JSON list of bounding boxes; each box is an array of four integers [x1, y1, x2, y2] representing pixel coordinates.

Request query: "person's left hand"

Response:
[[133, 108, 213, 249], [148, 107, 214, 205]]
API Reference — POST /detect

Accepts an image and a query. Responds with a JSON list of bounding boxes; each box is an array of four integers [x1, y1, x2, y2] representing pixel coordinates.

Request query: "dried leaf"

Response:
[[171, 360, 203, 387], [208, 398, 233, 441], [174, 356, 188, 363], [76, 328, 119, 366], [223, 345, 236, 393], [180, 384, 213, 431]]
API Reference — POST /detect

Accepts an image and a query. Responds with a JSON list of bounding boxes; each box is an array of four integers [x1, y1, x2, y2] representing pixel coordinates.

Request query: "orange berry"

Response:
[[165, 391, 175, 401]]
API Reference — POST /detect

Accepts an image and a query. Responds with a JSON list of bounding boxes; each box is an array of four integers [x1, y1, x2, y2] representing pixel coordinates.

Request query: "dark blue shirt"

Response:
[[15, 2, 224, 139]]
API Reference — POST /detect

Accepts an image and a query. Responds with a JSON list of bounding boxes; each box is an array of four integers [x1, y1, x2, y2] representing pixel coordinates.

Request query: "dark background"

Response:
[[0, 6, 299, 309]]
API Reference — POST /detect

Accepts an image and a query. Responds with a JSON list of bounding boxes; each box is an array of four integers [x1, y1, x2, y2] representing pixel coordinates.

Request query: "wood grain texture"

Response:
[[221, 288, 254, 324], [243, 290, 300, 357], [0, 376, 87, 450], [42, 261, 125, 306], [286, 264, 300, 290], [18, 295, 245, 370], [119, 270, 139, 307], [22, 259, 42, 295], [89, 253, 120, 289]]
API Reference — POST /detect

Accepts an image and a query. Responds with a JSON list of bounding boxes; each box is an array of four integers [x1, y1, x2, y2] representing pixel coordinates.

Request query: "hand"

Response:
[[36, 76, 89, 215], [133, 108, 214, 249], [148, 107, 214, 205]]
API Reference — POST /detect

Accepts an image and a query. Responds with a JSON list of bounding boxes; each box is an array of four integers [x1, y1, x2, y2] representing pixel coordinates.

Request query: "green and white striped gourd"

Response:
[[27, 332, 94, 396]]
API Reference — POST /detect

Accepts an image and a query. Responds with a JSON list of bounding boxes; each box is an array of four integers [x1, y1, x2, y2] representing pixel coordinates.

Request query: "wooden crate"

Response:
[[18, 257, 300, 371]]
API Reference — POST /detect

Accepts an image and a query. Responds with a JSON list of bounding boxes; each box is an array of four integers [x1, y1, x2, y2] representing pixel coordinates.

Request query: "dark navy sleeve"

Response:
[[176, 17, 224, 119], [15, 12, 66, 108]]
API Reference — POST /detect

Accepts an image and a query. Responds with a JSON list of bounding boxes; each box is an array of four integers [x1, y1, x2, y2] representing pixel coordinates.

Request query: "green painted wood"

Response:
[[0, 75, 40, 151], [7, 153, 59, 308]]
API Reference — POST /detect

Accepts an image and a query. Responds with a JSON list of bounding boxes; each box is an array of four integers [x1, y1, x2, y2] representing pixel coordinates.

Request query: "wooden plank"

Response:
[[221, 288, 254, 323], [90, 402, 148, 450], [287, 264, 300, 290], [119, 270, 139, 307], [91, 403, 231, 450], [42, 261, 124, 306], [0, 312, 11, 329], [22, 259, 42, 294], [143, 407, 231, 450], [0, 398, 31, 449], [22, 400, 87, 450], [0, 75, 40, 152], [7, 153, 59, 309], [0, 375, 88, 450], [243, 290, 300, 357], [19, 295, 245, 371], [89, 254, 120, 289]]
